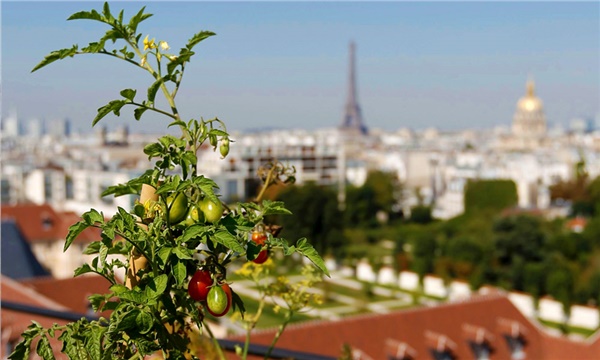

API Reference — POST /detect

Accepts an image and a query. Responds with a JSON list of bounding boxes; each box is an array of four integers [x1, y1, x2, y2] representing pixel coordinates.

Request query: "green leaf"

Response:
[[74, 263, 95, 277], [158, 246, 173, 265], [117, 309, 140, 331], [8, 337, 32, 359], [127, 6, 153, 34], [109, 284, 128, 295], [36, 335, 56, 360], [245, 240, 261, 261], [180, 224, 209, 243], [59, 327, 88, 360], [136, 310, 154, 334], [145, 274, 168, 301], [118, 289, 145, 304], [99, 244, 108, 268], [193, 176, 220, 204], [168, 120, 187, 128], [295, 238, 330, 277], [172, 258, 187, 286], [92, 100, 127, 126], [68, 9, 103, 22], [65, 221, 90, 252], [230, 288, 245, 318], [186, 30, 216, 50], [120, 88, 136, 101], [82, 209, 104, 225], [85, 325, 107, 360], [31, 45, 78, 72], [102, 2, 114, 23], [143, 142, 163, 157], [261, 200, 292, 216], [208, 128, 228, 137], [214, 229, 244, 253], [147, 77, 165, 103], [134, 106, 147, 121], [83, 241, 102, 255], [173, 246, 193, 260]]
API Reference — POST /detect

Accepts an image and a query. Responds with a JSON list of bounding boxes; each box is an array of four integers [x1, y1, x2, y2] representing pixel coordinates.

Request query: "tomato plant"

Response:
[[188, 269, 213, 302], [9, 3, 329, 360]]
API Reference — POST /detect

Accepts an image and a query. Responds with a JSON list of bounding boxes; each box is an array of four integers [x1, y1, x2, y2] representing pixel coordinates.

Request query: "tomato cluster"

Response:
[[187, 269, 232, 317], [164, 193, 223, 226]]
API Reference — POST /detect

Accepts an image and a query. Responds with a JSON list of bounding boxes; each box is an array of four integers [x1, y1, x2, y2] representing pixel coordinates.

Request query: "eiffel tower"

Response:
[[339, 41, 368, 135]]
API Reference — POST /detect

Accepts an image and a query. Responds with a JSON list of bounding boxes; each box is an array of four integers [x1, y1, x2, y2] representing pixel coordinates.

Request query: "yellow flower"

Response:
[[143, 35, 156, 51], [159, 41, 170, 51], [140, 55, 147, 67]]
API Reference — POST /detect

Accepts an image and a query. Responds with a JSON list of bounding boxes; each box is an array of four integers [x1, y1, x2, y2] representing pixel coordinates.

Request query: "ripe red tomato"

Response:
[[253, 249, 269, 264], [206, 283, 232, 317], [251, 231, 267, 245], [188, 270, 213, 302], [250, 230, 269, 264]]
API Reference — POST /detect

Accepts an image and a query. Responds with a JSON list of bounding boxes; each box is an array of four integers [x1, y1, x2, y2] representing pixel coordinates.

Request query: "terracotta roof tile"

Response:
[[1, 204, 101, 244], [20, 274, 113, 317], [1, 275, 72, 358], [232, 294, 600, 359]]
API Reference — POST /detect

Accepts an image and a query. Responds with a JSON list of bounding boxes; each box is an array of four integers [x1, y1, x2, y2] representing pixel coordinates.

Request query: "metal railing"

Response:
[[1, 301, 335, 360]]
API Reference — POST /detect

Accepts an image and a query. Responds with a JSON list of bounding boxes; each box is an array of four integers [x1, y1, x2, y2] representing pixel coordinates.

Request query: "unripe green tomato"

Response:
[[199, 197, 223, 223], [209, 134, 217, 147], [182, 204, 204, 227], [166, 192, 188, 224], [206, 283, 232, 317], [219, 138, 230, 158]]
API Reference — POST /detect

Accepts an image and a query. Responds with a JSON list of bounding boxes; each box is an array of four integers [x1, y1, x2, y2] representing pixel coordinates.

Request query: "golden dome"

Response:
[[516, 78, 543, 112]]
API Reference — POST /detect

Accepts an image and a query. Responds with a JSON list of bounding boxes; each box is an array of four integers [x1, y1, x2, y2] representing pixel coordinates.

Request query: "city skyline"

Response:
[[2, 1, 599, 134]]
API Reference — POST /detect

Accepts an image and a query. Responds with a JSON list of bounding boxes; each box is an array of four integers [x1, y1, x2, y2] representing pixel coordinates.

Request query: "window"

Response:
[[504, 335, 526, 359], [429, 349, 455, 360], [44, 173, 53, 201], [468, 341, 492, 360], [65, 176, 74, 199], [226, 180, 238, 201]]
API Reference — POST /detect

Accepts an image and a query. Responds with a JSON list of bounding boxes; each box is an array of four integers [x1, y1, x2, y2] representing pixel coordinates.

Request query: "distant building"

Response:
[[1, 203, 103, 278], [512, 77, 547, 139], [497, 77, 548, 151], [339, 41, 368, 136]]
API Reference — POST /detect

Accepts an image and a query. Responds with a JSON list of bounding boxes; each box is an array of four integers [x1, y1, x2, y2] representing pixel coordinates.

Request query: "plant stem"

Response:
[[242, 295, 267, 359], [264, 311, 293, 360], [130, 101, 178, 120], [255, 165, 277, 202], [204, 321, 226, 360]]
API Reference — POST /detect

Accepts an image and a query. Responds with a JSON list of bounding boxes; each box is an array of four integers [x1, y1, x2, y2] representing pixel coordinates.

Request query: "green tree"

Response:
[[409, 205, 433, 224], [523, 262, 545, 305], [344, 170, 402, 227], [344, 185, 379, 228], [363, 170, 401, 214], [464, 179, 518, 214], [410, 233, 437, 284], [493, 215, 545, 265], [546, 267, 575, 319], [277, 182, 346, 258]]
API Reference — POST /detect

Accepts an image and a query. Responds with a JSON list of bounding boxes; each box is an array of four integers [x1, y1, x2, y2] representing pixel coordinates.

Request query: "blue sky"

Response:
[[2, 1, 599, 134]]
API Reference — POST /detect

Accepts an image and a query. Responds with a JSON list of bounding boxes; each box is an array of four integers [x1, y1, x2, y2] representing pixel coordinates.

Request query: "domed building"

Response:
[[512, 78, 547, 139], [496, 77, 549, 151]]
